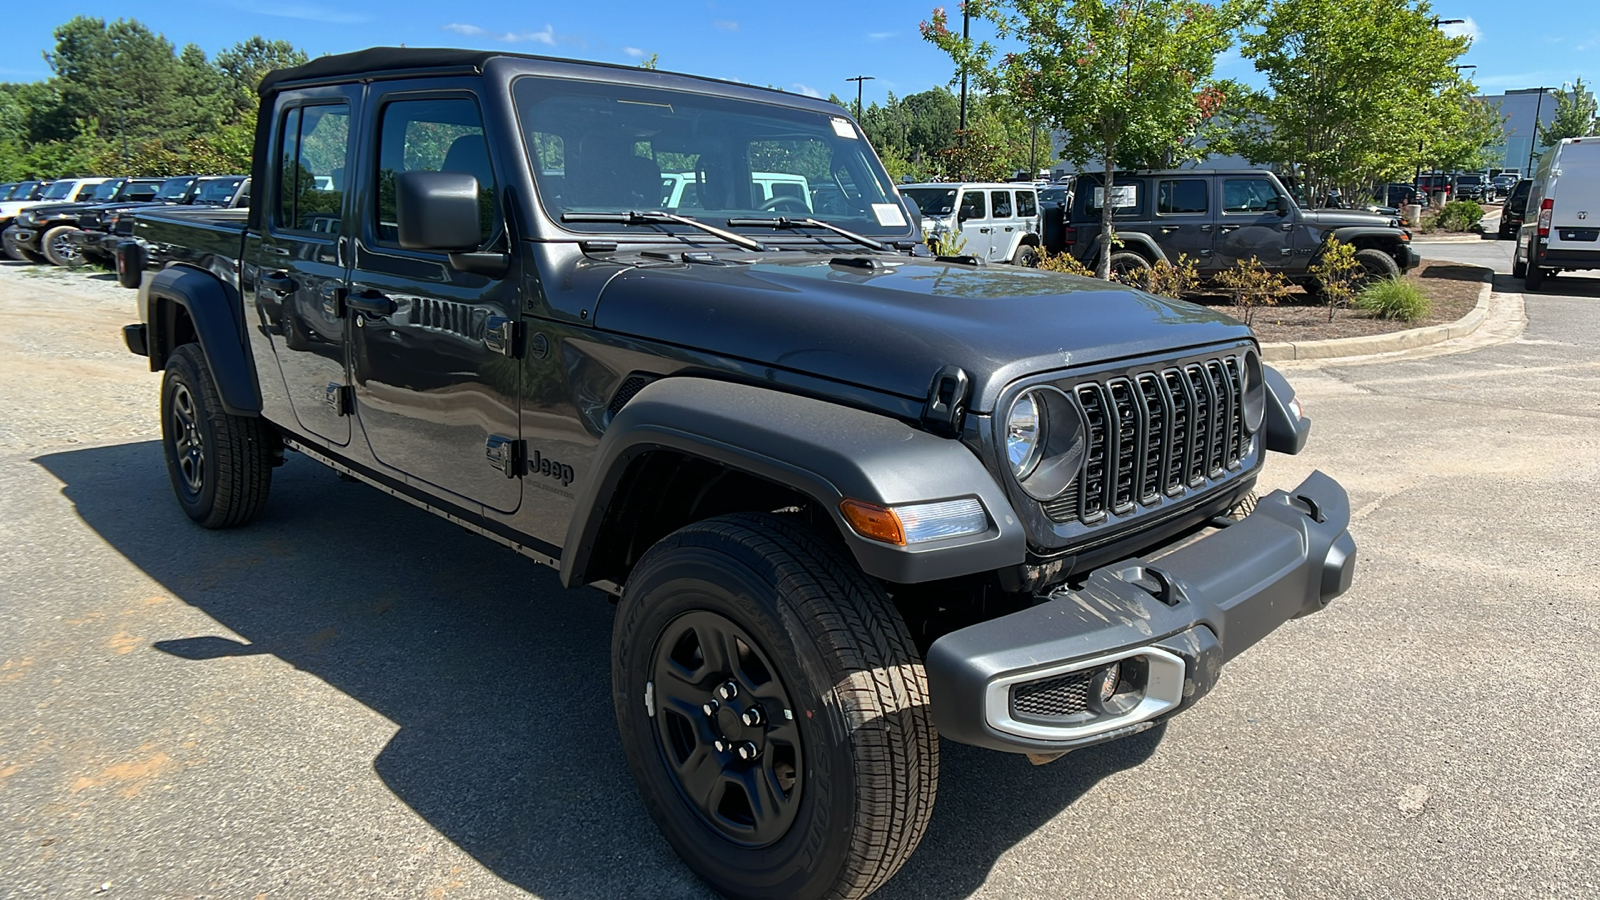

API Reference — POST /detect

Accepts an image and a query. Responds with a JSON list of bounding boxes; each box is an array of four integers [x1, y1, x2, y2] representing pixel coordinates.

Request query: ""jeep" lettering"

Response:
[[530, 450, 575, 486]]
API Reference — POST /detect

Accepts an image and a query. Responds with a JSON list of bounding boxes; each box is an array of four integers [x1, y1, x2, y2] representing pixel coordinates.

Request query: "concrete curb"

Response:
[[1411, 233, 1496, 243], [1261, 269, 1493, 362]]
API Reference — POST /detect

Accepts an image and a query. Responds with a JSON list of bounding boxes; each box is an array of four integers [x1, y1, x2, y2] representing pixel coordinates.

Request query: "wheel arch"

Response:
[[1085, 231, 1168, 267], [561, 378, 1026, 590], [145, 265, 262, 416]]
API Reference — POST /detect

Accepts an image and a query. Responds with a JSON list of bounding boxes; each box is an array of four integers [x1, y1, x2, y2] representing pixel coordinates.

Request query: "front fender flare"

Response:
[[146, 265, 261, 416], [560, 378, 1027, 588]]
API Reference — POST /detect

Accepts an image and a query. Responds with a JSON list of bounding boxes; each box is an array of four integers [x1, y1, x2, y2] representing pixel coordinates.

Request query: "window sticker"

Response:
[[872, 203, 907, 227], [831, 117, 858, 139]]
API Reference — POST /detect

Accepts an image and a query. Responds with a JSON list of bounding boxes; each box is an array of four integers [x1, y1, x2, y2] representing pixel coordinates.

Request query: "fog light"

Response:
[[1094, 661, 1122, 702]]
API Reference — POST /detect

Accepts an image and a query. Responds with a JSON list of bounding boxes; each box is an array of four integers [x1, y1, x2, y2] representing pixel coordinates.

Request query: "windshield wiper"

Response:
[[561, 210, 765, 252], [725, 216, 887, 252]]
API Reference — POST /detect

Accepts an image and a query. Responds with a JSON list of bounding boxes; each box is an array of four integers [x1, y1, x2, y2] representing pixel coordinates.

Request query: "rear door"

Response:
[[249, 86, 359, 446], [956, 188, 992, 258], [1546, 142, 1600, 254], [346, 81, 523, 514], [1153, 176, 1214, 269]]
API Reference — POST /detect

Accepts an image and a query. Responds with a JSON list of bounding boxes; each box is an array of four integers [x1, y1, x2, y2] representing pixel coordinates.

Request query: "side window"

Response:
[[275, 104, 350, 234], [1158, 179, 1208, 215], [375, 97, 498, 246], [1222, 178, 1278, 214], [959, 190, 986, 220], [1017, 190, 1037, 218], [990, 190, 1013, 218]]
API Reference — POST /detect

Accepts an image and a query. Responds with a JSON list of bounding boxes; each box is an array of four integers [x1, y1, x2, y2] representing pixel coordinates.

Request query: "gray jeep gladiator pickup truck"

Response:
[[123, 48, 1356, 900]]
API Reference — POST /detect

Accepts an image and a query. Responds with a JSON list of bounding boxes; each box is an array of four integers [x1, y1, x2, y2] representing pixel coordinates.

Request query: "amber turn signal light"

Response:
[[839, 499, 905, 546]]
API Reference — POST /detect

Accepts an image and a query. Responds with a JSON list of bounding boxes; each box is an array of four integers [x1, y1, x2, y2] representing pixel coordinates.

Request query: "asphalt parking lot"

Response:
[[1, 246, 1596, 899]]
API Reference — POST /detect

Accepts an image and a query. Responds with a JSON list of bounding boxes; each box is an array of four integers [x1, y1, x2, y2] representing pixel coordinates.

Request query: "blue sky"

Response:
[[2, 1, 1594, 104]]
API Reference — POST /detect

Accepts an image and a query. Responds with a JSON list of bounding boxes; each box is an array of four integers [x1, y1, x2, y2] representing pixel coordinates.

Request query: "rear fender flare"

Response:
[[146, 264, 261, 416], [560, 378, 1026, 588], [1085, 231, 1168, 266]]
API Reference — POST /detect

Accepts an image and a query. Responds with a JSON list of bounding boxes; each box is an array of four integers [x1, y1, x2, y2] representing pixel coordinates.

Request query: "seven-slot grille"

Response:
[[1042, 353, 1250, 525]]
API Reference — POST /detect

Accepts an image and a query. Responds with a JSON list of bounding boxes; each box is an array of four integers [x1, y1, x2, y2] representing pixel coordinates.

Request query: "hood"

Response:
[[593, 254, 1251, 412], [20, 200, 112, 219], [1300, 208, 1398, 228]]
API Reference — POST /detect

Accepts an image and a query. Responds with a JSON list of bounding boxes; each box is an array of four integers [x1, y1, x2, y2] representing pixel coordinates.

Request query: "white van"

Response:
[[1513, 136, 1600, 289], [900, 182, 1043, 265]]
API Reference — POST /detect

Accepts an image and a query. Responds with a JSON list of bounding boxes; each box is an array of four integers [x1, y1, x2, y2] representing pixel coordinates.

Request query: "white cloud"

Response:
[[792, 82, 822, 98], [1441, 17, 1481, 44], [713, 19, 740, 31], [867, 31, 896, 41], [440, 22, 557, 45], [623, 47, 646, 58]]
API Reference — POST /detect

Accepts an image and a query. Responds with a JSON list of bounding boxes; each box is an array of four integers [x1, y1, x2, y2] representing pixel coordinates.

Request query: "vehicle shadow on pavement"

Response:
[[35, 440, 1160, 900]]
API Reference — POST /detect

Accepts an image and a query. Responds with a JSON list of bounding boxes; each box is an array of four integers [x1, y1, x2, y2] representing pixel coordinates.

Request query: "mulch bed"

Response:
[[1188, 259, 1487, 344]]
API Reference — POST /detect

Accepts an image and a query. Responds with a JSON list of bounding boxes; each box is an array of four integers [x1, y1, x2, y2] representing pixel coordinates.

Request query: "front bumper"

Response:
[[1398, 244, 1422, 271], [6, 226, 39, 253], [926, 470, 1355, 754]]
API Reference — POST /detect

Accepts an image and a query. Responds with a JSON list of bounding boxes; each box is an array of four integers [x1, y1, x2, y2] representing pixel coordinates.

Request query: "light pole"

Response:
[[1527, 86, 1554, 173], [846, 75, 875, 119]]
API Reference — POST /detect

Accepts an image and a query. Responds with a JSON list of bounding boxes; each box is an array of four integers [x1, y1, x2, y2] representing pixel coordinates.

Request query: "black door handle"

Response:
[[260, 271, 296, 294], [1161, 226, 1180, 233], [346, 290, 395, 316]]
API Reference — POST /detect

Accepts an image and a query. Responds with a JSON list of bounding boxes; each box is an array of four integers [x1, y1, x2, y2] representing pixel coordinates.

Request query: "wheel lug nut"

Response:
[[702, 699, 719, 717], [717, 681, 738, 701], [713, 738, 730, 753], [735, 741, 760, 761], [741, 708, 763, 727]]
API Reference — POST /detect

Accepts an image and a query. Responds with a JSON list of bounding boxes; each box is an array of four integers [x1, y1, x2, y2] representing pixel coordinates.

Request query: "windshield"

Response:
[[1456, 175, 1483, 185], [513, 77, 910, 236], [156, 177, 196, 200], [193, 177, 244, 204], [91, 181, 122, 200], [41, 181, 77, 200], [902, 188, 958, 218]]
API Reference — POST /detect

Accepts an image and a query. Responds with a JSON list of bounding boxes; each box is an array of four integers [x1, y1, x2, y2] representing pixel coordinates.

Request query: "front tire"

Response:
[[41, 225, 84, 267], [161, 344, 274, 528], [613, 513, 937, 900], [1353, 247, 1401, 286]]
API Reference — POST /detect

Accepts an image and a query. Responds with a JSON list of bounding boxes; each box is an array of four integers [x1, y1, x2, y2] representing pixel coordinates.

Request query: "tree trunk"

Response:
[[1098, 151, 1116, 280]]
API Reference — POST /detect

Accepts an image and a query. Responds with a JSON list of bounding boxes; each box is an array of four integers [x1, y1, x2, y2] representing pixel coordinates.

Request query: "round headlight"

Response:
[[1241, 349, 1265, 434], [1006, 391, 1044, 479], [1006, 387, 1089, 501]]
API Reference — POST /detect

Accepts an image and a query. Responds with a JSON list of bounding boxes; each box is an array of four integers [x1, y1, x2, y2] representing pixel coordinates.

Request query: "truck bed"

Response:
[[133, 206, 249, 274]]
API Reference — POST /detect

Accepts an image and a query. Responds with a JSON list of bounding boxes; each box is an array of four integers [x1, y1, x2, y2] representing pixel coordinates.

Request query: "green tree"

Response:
[[925, 0, 1255, 278], [1231, 0, 1475, 203], [1537, 79, 1598, 149]]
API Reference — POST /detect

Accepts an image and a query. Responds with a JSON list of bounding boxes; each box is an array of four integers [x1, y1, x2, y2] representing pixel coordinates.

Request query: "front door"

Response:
[[253, 88, 359, 446], [347, 85, 522, 514], [1216, 176, 1296, 271], [956, 189, 992, 259]]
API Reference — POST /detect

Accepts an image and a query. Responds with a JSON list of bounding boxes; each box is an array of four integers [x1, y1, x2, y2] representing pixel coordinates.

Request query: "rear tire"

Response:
[[1524, 238, 1544, 291], [1511, 252, 1527, 279], [161, 344, 274, 528], [1011, 244, 1041, 267], [1108, 250, 1151, 283], [40, 225, 84, 267], [613, 513, 937, 900]]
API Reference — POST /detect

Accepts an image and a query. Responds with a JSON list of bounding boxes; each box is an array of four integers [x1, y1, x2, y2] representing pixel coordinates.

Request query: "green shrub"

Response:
[[1356, 277, 1432, 322], [1033, 247, 1095, 276], [1435, 199, 1484, 232], [1214, 257, 1291, 326], [1308, 238, 1362, 321]]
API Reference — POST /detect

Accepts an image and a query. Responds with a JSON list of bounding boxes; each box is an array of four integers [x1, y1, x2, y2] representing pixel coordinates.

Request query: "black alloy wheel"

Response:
[[650, 610, 803, 847], [169, 379, 207, 499]]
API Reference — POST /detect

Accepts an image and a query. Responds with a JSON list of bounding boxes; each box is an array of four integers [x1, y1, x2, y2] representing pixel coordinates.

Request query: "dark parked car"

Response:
[[74, 174, 249, 269], [123, 48, 1356, 900], [1498, 178, 1533, 240], [4, 177, 164, 265], [1065, 169, 1418, 288], [1451, 173, 1489, 202]]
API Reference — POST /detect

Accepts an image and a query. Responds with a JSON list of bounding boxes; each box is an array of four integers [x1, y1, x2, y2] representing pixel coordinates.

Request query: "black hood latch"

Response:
[[922, 365, 971, 438]]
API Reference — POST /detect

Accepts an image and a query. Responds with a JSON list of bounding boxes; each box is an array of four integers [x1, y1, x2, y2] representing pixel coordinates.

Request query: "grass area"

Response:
[[1356, 277, 1432, 321]]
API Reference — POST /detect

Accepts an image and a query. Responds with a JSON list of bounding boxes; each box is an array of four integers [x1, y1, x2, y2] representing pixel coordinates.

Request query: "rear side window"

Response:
[[1158, 179, 1208, 214], [374, 97, 498, 246], [276, 104, 350, 235], [959, 191, 987, 220], [1016, 190, 1037, 218], [990, 190, 1013, 218], [1085, 182, 1139, 213]]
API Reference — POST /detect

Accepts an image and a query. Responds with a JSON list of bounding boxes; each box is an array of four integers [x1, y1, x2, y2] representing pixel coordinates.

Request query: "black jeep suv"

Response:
[[1066, 169, 1419, 287]]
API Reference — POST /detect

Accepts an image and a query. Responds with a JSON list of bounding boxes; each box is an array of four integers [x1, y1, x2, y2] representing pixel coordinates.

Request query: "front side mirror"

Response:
[[1275, 195, 1292, 215], [396, 170, 482, 251]]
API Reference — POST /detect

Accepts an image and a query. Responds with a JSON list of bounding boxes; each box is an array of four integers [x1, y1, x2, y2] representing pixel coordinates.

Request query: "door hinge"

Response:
[[484, 316, 522, 359], [485, 435, 526, 478], [324, 383, 352, 416]]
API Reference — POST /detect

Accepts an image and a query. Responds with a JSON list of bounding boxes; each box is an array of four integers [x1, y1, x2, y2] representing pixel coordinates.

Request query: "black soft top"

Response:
[[258, 47, 502, 96]]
